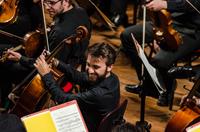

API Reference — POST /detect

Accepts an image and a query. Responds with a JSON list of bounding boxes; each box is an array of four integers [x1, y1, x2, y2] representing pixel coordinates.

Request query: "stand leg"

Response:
[[135, 86, 151, 132]]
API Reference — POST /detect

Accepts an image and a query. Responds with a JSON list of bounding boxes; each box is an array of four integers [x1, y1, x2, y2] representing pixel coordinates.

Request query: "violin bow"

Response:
[[186, 0, 200, 15], [41, 0, 50, 52], [0, 29, 24, 42]]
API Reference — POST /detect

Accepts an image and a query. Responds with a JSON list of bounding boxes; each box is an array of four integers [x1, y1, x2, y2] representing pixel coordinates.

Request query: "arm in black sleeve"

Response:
[[56, 61, 88, 85], [42, 72, 94, 104], [19, 56, 35, 69], [42, 73, 69, 103]]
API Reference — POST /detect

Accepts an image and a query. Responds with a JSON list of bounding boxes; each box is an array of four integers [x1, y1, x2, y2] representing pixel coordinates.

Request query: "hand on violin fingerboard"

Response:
[[6, 49, 22, 62], [34, 54, 51, 76]]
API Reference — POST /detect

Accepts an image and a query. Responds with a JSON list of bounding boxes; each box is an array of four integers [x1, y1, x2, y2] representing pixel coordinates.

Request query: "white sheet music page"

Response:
[[50, 100, 88, 132], [131, 34, 166, 94]]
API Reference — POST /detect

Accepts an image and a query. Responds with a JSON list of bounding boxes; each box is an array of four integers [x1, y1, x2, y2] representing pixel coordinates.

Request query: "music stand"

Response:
[[131, 34, 166, 132]]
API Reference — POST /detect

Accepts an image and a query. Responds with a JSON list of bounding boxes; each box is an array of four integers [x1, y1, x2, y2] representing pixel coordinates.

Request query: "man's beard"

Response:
[[87, 70, 107, 85], [53, 8, 64, 19]]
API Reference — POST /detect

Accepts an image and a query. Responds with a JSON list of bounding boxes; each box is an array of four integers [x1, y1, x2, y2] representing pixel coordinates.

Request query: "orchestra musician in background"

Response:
[[120, 0, 200, 106], [0, 0, 92, 109], [0, 0, 42, 109], [0, 0, 42, 52], [34, 43, 119, 131]]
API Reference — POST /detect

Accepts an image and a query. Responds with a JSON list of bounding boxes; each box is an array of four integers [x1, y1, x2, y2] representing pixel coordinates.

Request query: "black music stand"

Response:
[[131, 34, 166, 132], [135, 79, 151, 132]]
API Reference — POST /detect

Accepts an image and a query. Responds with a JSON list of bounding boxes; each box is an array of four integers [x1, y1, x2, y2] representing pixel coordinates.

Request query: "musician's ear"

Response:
[[106, 64, 113, 73]]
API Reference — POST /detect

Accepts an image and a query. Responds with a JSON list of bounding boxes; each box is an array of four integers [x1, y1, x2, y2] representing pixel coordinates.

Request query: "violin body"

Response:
[[165, 106, 200, 132], [23, 30, 44, 58], [151, 10, 182, 50], [0, 0, 19, 24], [0, 30, 44, 62]]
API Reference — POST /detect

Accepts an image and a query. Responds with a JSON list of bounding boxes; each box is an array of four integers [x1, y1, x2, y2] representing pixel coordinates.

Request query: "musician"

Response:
[[0, 0, 91, 109], [0, 0, 42, 52], [120, 0, 200, 106], [44, 0, 91, 65], [0, 0, 42, 109], [33, 43, 120, 131]]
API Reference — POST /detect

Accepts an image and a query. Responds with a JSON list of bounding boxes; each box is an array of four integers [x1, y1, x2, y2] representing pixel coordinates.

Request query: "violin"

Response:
[[150, 9, 183, 50], [9, 26, 88, 117], [0, 0, 19, 24], [0, 30, 44, 62]]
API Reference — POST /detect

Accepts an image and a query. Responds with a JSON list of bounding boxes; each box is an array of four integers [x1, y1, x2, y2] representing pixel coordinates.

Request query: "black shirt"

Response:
[[42, 62, 120, 132], [48, 7, 92, 65], [19, 7, 92, 69]]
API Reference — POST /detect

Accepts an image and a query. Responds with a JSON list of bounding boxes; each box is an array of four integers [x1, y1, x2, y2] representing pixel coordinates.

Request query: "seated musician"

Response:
[[0, 0, 91, 109], [16, 42, 119, 132], [120, 0, 200, 106], [0, 0, 42, 49], [0, 0, 42, 109]]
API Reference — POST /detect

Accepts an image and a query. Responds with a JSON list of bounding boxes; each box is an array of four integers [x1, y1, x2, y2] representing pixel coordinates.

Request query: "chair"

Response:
[[97, 99, 128, 132]]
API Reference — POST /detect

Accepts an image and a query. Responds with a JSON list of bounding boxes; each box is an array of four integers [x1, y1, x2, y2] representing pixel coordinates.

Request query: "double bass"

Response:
[[9, 26, 88, 117]]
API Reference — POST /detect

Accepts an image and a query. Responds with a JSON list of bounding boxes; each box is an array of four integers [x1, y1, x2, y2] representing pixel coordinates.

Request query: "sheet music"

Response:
[[50, 103, 87, 132], [131, 34, 166, 94], [21, 100, 88, 132]]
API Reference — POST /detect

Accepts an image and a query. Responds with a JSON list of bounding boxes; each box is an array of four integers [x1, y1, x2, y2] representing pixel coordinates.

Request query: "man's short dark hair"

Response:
[[86, 42, 117, 66]]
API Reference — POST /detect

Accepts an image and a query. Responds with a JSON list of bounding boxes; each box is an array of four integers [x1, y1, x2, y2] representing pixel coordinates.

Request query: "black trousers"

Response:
[[121, 21, 200, 95]]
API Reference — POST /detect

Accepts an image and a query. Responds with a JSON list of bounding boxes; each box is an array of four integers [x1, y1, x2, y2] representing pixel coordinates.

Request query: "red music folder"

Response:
[[21, 100, 88, 132]]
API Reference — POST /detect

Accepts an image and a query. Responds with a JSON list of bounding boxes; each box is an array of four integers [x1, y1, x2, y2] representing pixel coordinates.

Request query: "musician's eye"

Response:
[[44, 0, 61, 6]]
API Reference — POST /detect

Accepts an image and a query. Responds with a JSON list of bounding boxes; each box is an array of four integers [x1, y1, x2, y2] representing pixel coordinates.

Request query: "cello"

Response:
[[165, 77, 200, 132], [0, 0, 19, 24], [9, 26, 88, 117]]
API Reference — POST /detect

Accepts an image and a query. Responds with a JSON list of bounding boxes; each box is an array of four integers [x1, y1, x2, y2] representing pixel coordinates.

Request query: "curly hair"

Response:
[[86, 42, 117, 66]]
